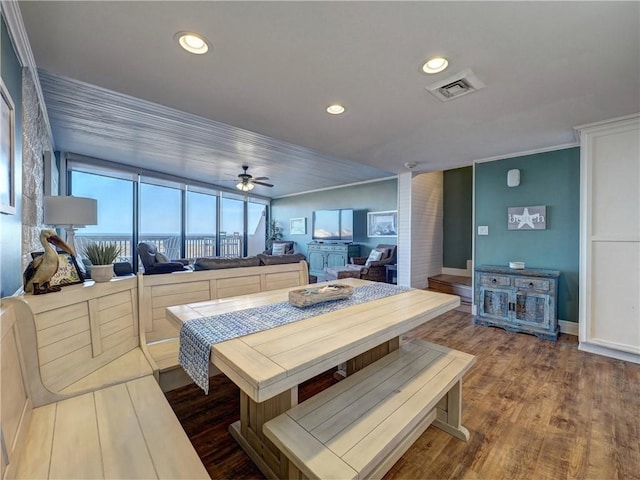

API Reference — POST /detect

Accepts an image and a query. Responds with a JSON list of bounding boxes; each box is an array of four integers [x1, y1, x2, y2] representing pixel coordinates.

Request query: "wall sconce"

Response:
[[507, 169, 520, 187], [44, 195, 98, 256]]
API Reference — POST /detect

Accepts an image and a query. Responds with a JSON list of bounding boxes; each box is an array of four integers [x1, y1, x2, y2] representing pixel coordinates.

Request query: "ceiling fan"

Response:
[[235, 165, 273, 191]]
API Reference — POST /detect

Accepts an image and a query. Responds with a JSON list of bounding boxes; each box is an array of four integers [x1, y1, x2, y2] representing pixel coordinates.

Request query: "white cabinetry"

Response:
[[577, 114, 640, 363]]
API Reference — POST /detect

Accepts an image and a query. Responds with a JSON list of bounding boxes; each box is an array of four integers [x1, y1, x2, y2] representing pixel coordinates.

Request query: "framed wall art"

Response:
[[367, 210, 398, 237], [290, 217, 306, 235], [507, 205, 546, 230], [1, 79, 16, 215]]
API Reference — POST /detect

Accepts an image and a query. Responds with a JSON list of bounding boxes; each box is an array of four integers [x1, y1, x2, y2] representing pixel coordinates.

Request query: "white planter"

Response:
[[91, 264, 114, 283]]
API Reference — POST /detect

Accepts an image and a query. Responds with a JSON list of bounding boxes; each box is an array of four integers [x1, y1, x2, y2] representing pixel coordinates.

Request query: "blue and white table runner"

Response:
[[179, 283, 411, 393]]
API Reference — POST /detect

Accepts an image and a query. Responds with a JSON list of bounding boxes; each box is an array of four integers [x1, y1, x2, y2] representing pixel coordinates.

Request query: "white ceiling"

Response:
[[18, 1, 640, 198]]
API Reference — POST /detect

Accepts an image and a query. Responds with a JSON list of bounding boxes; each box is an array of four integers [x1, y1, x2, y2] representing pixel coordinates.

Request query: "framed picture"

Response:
[[507, 205, 546, 230], [367, 210, 398, 237], [1, 79, 16, 215], [30, 251, 84, 287], [290, 217, 306, 235]]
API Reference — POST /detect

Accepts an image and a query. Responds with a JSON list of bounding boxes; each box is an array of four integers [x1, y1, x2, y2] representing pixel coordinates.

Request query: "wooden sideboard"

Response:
[[307, 242, 360, 277], [474, 265, 560, 340]]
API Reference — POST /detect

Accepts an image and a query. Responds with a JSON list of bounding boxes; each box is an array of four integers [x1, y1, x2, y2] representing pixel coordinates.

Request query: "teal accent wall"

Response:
[[443, 166, 472, 269], [271, 179, 397, 258], [1, 15, 23, 297], [475, 148, 580, 322]]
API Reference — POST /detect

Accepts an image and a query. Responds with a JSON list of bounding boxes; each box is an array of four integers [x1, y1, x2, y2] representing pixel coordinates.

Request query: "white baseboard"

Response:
[[579, 342, 640, 364], [558, 320, 578, 336]]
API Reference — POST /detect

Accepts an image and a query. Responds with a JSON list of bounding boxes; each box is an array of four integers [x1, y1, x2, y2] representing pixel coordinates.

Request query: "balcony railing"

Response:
[[75, 233, 251, 264]]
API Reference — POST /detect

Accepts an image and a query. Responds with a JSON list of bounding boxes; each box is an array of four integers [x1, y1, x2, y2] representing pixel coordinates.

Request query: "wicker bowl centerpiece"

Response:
[[289, 284, 354, 307]]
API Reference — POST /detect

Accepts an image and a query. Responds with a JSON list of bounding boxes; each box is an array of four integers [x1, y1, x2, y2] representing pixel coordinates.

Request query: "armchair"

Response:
[[263, 240, 295, 256], [325, 244, 397, 282], [350, 244, 397, 282], [138, 242, 189, 275]]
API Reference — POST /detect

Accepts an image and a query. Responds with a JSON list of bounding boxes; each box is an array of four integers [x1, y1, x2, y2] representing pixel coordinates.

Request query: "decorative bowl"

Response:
[[289, 284, 354, 307], [509, 261, 525, 270]]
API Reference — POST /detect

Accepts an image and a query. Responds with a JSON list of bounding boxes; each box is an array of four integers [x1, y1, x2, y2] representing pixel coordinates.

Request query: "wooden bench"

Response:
[[263, 339, 475, 480], [1, 293, 208, 478], [4, 276, 153, 406], [140, 261, 309, 391]]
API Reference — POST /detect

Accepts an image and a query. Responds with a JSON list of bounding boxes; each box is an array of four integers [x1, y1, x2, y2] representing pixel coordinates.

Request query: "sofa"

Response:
[[194, 253, 306, 270]]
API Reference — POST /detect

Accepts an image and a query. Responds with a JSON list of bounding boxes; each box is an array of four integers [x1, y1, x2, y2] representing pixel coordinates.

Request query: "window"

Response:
[[66, 157, 269, 265], [139, 181, 182, 259], [69, 170, 134, 264], [247, 202, 267, 255], [220, 195, 244, 257], [186, 189, 217, 258]]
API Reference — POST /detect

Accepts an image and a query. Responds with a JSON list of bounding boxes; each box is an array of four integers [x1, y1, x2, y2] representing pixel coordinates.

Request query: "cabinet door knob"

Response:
[[492, 278, 497, 284], [529, 282, 534, 288]]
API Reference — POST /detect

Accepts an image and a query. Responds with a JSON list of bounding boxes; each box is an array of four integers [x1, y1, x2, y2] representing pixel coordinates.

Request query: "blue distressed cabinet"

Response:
[[474, 265, 561, 340], [307, 243, 360, 277]]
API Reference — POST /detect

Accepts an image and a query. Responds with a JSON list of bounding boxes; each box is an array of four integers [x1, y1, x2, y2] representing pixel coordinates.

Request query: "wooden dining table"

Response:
[[167, 278, 460, 479]]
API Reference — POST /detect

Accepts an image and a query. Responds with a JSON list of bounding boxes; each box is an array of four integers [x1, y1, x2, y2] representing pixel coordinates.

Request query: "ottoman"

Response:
[[324, 264, 363, 281]]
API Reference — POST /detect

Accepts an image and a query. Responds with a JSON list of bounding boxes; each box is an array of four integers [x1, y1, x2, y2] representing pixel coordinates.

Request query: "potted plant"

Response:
[[82, 242, 121, 282], [266, 219, 283, 251]]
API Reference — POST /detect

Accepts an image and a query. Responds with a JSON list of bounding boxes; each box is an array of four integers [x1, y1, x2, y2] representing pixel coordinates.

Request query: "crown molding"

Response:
[[1, 1, 54, 145], [272, 176, 397, 199], [473, 142, 579, 165]]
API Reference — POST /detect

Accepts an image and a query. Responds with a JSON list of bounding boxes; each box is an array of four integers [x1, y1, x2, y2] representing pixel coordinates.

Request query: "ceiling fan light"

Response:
[[236, 182, 254, 191], [422, 56, 448, 74]]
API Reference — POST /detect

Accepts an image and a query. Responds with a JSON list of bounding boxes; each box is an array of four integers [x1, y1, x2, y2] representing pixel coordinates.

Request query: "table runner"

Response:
[[179, 283, 411, 393]]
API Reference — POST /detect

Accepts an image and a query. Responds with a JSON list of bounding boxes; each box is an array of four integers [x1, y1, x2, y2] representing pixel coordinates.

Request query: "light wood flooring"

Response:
[[165, 310, 640, 480]]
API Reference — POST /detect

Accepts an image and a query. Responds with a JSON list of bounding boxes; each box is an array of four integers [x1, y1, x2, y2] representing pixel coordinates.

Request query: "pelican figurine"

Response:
[[23, 229, 76, 295]]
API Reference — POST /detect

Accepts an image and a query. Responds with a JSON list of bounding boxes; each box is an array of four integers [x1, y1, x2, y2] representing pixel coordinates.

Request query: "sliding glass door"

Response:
[[139, 180, 182, 259], [67, 158, 270, 269], [186, 188, 217, 258], [69, 170, 134, 263]]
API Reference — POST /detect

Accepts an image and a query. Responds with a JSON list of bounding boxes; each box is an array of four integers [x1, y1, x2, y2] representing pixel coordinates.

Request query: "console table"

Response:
[[307, 242, 360, 277], [474, 265, 560, 340]]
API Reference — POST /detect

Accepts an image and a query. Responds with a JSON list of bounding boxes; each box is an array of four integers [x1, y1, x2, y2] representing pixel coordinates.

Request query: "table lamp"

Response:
[[44, 195, 98, 256]]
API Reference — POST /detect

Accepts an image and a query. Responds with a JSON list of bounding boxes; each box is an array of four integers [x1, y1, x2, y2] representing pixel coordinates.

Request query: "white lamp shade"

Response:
[[44, 196, 98, 226]]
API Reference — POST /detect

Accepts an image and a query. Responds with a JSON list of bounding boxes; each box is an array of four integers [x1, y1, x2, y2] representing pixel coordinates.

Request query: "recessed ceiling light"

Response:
[[175, 31, 209, 55], [422, 57, 449, 74], [326, 104, 345, 115]]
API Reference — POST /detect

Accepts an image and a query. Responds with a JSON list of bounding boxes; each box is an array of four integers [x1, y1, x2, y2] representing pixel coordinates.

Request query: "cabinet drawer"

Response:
[[479, 274, 511, 287], [515, 278, 550, 291]]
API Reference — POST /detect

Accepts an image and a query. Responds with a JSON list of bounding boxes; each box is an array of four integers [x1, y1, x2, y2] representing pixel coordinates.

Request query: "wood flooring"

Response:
[[165, 310, 640, 480]]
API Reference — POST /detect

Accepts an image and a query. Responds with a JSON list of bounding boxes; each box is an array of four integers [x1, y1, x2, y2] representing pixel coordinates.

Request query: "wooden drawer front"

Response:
[[316, 245, 340, 252], [479, 274, 511, 287], [515, 278, 550, 291]]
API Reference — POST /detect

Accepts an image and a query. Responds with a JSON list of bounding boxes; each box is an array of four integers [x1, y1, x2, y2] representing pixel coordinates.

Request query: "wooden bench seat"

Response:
[[263, 339, 475, 480], [140, 261, 309, 391], [59, 346, 153, 395], [11, 375, 208, 479], [1, 299, 209, 480]]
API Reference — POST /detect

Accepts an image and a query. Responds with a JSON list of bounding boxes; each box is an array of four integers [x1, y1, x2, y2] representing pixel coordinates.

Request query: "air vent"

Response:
[[425, 69, 485, 102]]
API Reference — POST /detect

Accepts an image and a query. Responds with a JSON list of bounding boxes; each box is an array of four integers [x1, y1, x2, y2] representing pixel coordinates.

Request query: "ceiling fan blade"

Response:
[[253, 176, 270, 181], [252, 180, 274, 187]]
